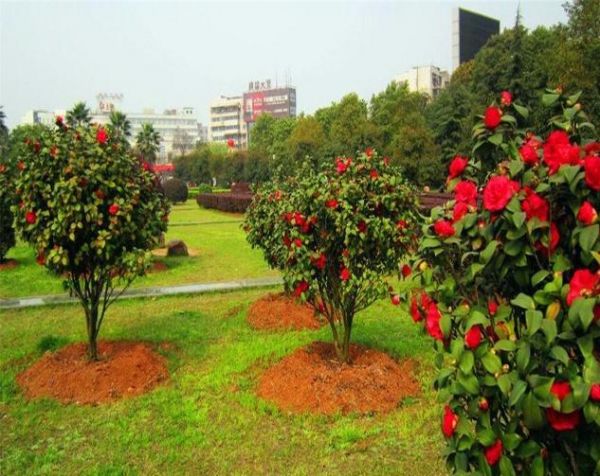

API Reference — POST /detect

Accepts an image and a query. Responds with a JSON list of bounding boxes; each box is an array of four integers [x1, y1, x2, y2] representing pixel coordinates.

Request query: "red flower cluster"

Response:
[[433, 219, 455, 238], [311, 253, 327, 270], [483, 176, 519, 212], [566, 269, 599, 306], [578, 201, 598, 225], [96, 127, 108, 145], [340, 267, 351, 281], [335, 157, 352, 174], [448, 155, 468, 179], [325, 198, 339, 209], [543, 130, 581, 175], [484, 106, 502, 129], [293, 280, 309, 297], [519, 137, 541, 166], [454, 180, 477, 206], [521, 187, 549, 222], [546, 381, 581, 431]]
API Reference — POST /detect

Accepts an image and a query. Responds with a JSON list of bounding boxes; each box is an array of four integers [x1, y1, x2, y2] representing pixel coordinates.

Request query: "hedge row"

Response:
[[196, 192, 253, 213]]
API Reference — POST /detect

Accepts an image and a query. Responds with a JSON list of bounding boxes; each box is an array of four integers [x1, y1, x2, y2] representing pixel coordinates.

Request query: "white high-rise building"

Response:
[[209, 96, 247, 148], [395, 65, 450, 99]]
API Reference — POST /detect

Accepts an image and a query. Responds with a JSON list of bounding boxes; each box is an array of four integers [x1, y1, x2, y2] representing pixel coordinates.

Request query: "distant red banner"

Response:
[[152, 163, 174, 172]]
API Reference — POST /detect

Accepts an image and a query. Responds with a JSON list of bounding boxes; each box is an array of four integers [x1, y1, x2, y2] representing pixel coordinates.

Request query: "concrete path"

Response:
[[0, 276, 283, 310]]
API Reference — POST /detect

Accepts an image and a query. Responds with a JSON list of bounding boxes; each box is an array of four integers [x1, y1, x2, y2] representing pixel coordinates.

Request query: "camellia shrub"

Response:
[[245, 149, 419, 362], [406, 90, 600, 474], [0, 144, 15, 262], [13, 114, 169, 360], [162, 178, 189, 203]]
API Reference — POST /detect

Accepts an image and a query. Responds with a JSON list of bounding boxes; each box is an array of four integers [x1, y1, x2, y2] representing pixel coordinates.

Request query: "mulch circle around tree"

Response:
[[16, 341, 169, 405], [0, 259, 18, 271], [247, 293, 325, 331], [257, 341, 421, 415]]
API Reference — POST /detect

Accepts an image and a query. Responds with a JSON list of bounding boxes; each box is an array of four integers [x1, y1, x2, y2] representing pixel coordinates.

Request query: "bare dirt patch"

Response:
[[0, 259, 18, 271], [257, 341, 420, 415], [17, 341, 169, 405], [152, 247, 199, 257], [247, 293, 324, 331]]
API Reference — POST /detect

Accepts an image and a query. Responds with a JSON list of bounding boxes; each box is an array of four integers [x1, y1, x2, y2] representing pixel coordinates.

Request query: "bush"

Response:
[[162, 178, 188, 203], [406, 90, 600, 474], [13, 113, 169, 360], [197, 183, 213, 194], [0, 147, 15, 262], [245, 149, 419, 362], [197, 192, 252, 213]]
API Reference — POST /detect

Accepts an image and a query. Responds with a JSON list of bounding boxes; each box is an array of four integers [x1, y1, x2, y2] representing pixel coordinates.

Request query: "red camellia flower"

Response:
[[546, 408, 581, 431], [536, 222, 560, 256], [442, 405, 459, 438], [483, 176, 519, 212], [578, 201, 598, 225], [484, 106, 502, 129], [566, 269, 599, 306], [425, 302, 444, 341], [433, 219, 455, 238], [543, 130, 581, 175], [108, 203, 120, 216], [488, 299, 498, 316], [357, 220, 367, 233], [454, 180, 477, 205], [590, 384, 600, 402], [410, 295, 422, 322], [49, 145, 58, 158], [25, 211, 37, 224], [311, 253, 327, 270], [340, 267, 351, 281], [551, 381, 572, 401], [293, 238, 302, 248], [369, 169, 379, 179], [226, 138, 235, 148], [283, 235, 292, 248], [17, 160, 25, 171], [484, 440, 503, 466], [325, 199, 338, 209], [335, 157, 352, 174], [465, 325, 484, 349], [448, 155, 468, 179], [365, 147, 374, 157], [584, 155, 600, 191], [33, 141, 41, 153], [391, 294, 401, 306], [396, 219, 408, 231], [36, 253, 45, 266], [500, 91, 512, 106], [452, 202, 469, 223], [521, 188, 549, 222], [55, 115, 63, 126], [96, 127, 108, 145], [293, 280, 309, 297], [520, 143, 539, 166], [401, 264, 412, 278], [584, 142, 600, 156]]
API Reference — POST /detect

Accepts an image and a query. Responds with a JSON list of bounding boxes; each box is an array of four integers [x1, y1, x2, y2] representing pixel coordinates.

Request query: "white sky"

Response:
[[0, 0, 567, 127]]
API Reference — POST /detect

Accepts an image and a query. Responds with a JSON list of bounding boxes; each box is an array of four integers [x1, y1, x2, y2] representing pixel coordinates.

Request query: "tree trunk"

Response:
[[86, 302, 100, 361]]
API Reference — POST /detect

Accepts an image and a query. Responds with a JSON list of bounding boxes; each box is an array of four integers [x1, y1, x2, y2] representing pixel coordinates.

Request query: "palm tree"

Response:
[[66, 102, 91, 127], [136, 123, 161, 163], [109, 111, 132, 139]]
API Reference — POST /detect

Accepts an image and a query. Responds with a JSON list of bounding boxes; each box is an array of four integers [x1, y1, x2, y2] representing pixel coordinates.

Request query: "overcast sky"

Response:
[[1, 0, 567, 127]]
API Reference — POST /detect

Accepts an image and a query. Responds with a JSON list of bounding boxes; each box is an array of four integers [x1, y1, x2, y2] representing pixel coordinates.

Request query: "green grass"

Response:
[[0, 200, 277, 299], [0, 289, 446, 475]]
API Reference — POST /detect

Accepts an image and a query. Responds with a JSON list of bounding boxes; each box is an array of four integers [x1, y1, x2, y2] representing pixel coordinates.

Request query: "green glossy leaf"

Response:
[[579, 224, 599, 253]]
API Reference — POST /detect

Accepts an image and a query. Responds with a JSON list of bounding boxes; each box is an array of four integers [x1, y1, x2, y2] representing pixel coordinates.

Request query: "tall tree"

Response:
[[109, 110, 131, 139], [135, 123, 161, 163], [172, 127, 193, 157], [66, 102, 91, 127]]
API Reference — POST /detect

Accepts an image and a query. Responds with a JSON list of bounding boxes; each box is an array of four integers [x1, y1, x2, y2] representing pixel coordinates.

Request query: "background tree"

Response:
[[65, 101, 91, 127], [0, 106, 15, 263], [14, 116, 169, 360], [172, 127, 193, 157], [109, 110, 132, 140], [136, 123, 161, 164]]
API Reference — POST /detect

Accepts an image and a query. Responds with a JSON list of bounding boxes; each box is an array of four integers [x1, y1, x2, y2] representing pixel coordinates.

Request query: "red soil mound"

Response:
[[257, 341, 420, 415], [0, 259, 18, 271], [247, 293, 324, 331], [17, 341, 169, 405]]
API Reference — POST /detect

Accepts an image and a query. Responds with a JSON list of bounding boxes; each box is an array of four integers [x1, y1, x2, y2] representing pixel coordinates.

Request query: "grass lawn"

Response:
[[0, 288, 446, 475], [0, 200, 278, 299]]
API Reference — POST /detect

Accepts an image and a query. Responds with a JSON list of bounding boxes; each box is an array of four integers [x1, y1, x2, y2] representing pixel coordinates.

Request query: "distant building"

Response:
[[243, 79, 296, 131], [208, 96, 247, 148], [452, 8, 500, 71], [21, 96, 201, 162], [395, 65, 450, 99], [198, 124, 209, 144]]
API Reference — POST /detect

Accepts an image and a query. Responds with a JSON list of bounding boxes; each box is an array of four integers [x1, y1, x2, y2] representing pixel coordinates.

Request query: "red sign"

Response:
[[152, 163, 174, 173]]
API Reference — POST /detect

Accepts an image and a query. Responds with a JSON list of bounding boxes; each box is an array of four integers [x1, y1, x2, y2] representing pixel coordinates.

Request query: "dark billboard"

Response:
[[243, 85, 296, 124], [454, 8, 500, 66]]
